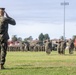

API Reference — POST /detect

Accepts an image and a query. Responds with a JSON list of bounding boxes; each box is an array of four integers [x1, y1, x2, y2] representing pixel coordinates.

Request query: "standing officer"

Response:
[[60, 40, 66, 54], [0, 8, 16, 69], [68, 39, 74, 54], [57, 39, 61, 54], [45, 39, 52, 54]]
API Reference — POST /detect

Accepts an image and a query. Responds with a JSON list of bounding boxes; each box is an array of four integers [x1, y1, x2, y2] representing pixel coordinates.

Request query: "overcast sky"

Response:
[[0, 0, 76, 40]]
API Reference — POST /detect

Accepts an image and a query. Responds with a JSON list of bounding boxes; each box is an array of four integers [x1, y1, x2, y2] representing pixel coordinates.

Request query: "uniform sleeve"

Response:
[[6, 17, 16, 25]]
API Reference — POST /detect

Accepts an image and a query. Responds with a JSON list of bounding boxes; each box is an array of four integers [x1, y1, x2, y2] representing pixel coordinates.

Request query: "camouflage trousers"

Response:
[[60, 48, 65, 54], [69, 48, 74, 54], [45, 48, 51, 54], [0, 40, 7, 65], [57, 48, 61, 54]]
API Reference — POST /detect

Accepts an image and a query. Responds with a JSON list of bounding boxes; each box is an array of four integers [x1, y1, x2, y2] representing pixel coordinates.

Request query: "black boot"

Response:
[[0, 65, 5, 69]]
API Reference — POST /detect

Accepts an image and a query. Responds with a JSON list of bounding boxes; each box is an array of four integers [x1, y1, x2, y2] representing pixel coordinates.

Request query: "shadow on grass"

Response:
[[5, 65, 64, 70], [50, 53, 76, 56], [4, 64, 34, 70], [64, 54, 76, 56]]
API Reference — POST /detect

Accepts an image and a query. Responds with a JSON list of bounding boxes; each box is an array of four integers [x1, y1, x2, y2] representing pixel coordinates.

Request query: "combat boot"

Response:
[[0, 65, 5, 70]]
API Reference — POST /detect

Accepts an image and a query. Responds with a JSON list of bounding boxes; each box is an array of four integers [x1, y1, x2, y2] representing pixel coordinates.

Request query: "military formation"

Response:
[[7, 38, 75, 55]]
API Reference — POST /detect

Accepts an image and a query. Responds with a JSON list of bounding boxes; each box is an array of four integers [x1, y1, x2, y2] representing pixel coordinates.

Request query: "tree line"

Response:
[[11, 34, 76, 42], [11, 33, 50, 42]]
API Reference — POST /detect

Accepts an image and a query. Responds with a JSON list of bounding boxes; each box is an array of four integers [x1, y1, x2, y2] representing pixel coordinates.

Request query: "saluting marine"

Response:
[[0, 8, 16, 69]]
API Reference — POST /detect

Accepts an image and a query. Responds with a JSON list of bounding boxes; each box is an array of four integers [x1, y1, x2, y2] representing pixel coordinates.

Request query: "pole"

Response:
[[64, 0, 65, 40], [61, 0, 69, 40]]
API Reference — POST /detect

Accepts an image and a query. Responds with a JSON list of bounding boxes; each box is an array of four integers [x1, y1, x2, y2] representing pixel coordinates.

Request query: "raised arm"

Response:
[[5, 11, 16, 25]]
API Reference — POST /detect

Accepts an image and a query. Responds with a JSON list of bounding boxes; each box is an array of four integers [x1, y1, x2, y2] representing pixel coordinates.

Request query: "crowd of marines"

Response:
[[7, 38, 76, 55], [57, 39, 74, 54]]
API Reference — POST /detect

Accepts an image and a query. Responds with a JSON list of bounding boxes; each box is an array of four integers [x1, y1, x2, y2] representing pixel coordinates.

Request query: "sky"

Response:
[[0, 0, 76, 40]]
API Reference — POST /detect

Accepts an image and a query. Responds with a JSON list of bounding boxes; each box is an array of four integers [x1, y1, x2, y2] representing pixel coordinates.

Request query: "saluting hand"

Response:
[[4, 11, 9, 18]]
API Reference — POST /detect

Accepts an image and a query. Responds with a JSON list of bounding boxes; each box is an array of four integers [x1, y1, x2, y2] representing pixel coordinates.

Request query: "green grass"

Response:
[[0, 51, 76, 75]]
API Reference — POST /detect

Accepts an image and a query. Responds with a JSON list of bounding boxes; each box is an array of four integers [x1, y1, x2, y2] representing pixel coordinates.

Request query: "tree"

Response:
[[28, 36, 33, 41], [44, 34, 50, 40], [24, 36, 33, 42], [38, 33, 44, 41], [17, 37, 22, 42], [72, 35, 76, 42], [60, 36, 64, 40], [24, 38, 27, 42], [11, 35, 17, 42]]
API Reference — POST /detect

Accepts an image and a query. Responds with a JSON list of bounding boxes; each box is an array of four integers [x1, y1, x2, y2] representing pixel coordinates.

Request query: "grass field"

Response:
[[0, 51, 76, 75]]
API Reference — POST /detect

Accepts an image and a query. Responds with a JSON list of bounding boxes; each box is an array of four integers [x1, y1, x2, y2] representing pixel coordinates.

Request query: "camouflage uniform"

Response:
[[45, 40, 52, 54], [60, 41, 66, 54], [0, 14, 16, 67], [57, 41, 61, 54], [68, 39, 74, 54]]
